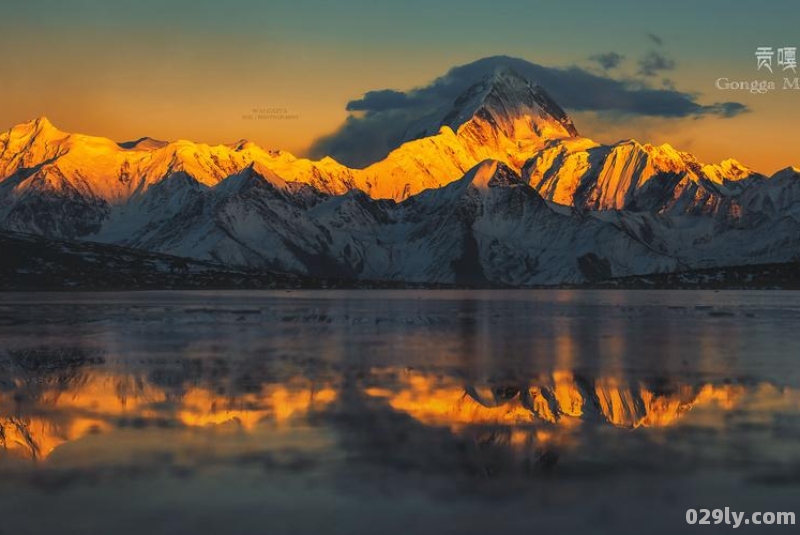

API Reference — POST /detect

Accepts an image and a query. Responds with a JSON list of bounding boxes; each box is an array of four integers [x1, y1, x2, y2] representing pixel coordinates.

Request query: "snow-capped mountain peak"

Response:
[[216, 161, 289, 194], [1, 116, 67, 160], [462, 159, 526, 191], [441, 66, 578, 143], [8, 116, 61, 139], [352, 67, 583, 201]]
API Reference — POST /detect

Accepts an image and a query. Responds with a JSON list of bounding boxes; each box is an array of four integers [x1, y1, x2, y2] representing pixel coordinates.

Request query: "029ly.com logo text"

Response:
[[686, 508, 795, 529]]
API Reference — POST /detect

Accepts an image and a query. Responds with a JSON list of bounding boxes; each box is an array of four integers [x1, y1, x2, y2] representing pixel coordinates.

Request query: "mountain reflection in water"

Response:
[[1, 349, 793, 475], [3, 291, 800, 535]]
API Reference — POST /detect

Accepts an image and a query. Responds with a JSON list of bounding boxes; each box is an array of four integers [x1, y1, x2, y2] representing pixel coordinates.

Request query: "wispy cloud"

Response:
[[589, 52, 625, 71], [638, 50, 676, 77], [647, 32, 664, 46]]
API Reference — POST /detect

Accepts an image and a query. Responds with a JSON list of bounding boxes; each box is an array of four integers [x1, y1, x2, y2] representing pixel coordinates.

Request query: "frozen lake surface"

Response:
[[1, 290, 799, 534]]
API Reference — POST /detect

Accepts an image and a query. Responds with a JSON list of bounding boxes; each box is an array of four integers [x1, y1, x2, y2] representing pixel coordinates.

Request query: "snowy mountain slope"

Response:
[[514, 135, 800, 272], [739, 167, 800, 224], [0, 230, 314, 291], [589, 208, 800, 271], [386, 160, 678, 284], [122, 160, 677, 284], [105, 164, 345, 276], [522, 137, 764, 216]]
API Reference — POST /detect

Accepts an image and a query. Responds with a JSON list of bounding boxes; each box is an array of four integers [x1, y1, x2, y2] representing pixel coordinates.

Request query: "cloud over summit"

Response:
[[310, 56, 747, 167]]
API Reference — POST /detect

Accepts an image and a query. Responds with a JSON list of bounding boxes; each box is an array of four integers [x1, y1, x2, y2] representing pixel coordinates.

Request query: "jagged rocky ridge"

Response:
[[1, 65, 798, 285]]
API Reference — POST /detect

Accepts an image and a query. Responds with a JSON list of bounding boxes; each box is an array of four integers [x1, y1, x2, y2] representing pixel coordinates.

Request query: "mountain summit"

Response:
[[402, 67, 579, 145], [350, 68, 582, 200], [440, 67, 578, 140], [311, 58, 585, 169]]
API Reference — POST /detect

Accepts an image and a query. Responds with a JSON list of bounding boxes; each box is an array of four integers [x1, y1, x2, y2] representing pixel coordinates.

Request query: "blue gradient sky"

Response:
[[1, 0, 798, 172]]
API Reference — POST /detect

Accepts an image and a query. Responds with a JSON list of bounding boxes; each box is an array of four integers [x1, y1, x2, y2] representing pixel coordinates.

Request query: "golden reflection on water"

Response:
[[0, 372, 337, 461], [1, 365, 798, 464], [365, 370, 747, 431]]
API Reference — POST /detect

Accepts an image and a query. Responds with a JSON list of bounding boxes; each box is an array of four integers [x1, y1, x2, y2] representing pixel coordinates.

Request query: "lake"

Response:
[[1, 290, 799, 534]]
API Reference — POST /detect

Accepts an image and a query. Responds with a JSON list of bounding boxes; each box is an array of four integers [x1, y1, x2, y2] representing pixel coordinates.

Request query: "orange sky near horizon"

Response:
[[1, 1, 799, 175]]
